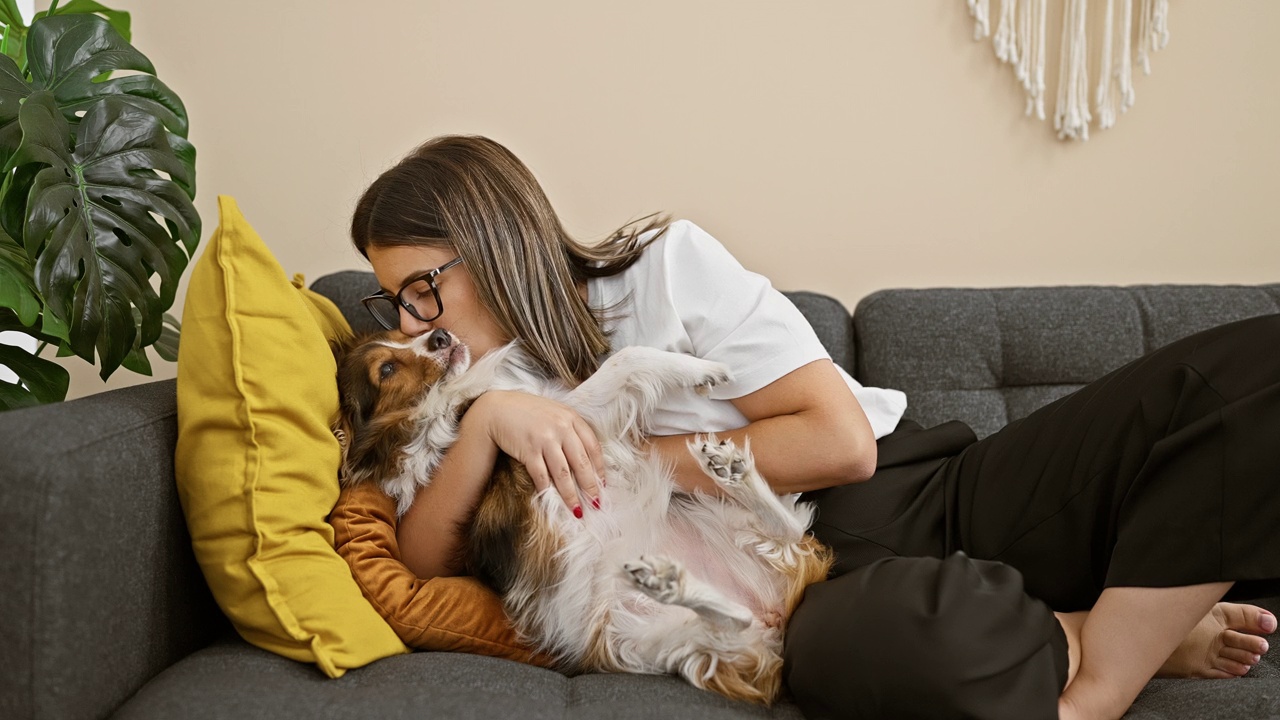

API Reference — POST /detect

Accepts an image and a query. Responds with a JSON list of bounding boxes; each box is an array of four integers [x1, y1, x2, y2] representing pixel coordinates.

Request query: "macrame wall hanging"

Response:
[[966, 0, 1169, 141]]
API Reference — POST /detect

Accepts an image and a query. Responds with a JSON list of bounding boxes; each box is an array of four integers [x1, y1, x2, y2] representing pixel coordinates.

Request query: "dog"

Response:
[[334, 327, 833, 704]]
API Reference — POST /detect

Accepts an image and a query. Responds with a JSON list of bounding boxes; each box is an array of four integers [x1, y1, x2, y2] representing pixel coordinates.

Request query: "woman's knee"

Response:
[[784, 553, 1065, 720]]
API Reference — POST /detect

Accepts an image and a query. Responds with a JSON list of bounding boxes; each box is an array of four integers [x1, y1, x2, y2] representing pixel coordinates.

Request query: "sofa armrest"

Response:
[[0, 380, 225, 720]]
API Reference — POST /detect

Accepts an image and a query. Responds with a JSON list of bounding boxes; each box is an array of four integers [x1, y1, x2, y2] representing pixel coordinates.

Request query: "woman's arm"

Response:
[[646, 358, 876, 494], [396, 390, 606, 579]]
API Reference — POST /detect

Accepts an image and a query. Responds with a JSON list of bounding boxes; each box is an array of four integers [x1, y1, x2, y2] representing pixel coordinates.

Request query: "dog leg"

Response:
[[689, 434, 810, 544], [605, 604, 780, 705], [623, 555, 754, 630], [567, 348, 733, 439]]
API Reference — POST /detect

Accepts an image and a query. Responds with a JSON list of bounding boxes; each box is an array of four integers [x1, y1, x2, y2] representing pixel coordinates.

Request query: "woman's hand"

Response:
[[469, 390, 606, 517]]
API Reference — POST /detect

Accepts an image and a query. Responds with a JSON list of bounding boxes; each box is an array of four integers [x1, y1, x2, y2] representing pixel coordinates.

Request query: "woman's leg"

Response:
[[784, 553, 1068, 720], [1059, 583, 1231, 720], [1055, 600, 1276, 690]]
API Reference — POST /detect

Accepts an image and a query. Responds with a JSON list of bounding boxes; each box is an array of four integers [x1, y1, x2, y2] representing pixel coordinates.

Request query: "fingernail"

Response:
[[1262, 614, 1276, 633], [573, 505, 583, 519], [591, 497, 601, 510], [1262, 640, 1270, 654]]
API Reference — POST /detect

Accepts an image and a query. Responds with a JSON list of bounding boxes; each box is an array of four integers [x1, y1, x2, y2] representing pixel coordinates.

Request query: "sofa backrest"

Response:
[[311, 272, 1280, 439], [855, 285, 1280, 438]]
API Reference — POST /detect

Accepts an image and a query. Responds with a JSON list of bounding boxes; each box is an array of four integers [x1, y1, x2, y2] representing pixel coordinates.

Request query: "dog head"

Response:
[[333, 328, 472, 489]]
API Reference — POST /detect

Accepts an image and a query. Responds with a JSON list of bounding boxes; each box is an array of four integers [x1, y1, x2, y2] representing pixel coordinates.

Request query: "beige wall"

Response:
[[56, 0, 1280, 398]]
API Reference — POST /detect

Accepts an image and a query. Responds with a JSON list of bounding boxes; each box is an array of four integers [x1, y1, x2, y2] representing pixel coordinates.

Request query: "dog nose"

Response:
[[427, 328, 452, 351]]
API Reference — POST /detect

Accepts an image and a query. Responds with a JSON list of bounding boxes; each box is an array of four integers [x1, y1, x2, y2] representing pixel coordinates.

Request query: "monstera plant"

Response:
[[0, 1, 198, 410]]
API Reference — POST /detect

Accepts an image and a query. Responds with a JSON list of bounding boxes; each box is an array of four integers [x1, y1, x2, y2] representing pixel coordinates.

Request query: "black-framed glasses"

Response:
[[361, 257, 465, 330]]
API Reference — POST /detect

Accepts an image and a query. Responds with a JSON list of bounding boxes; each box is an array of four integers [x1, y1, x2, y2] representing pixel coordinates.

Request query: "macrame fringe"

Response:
[[1054, 0, 1091, 140], [968, 0, 1169, 141], [967, 0, 991, 40]]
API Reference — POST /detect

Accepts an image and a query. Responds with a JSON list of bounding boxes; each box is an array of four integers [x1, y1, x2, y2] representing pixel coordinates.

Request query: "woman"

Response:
[[349, 134, 1279, 720]]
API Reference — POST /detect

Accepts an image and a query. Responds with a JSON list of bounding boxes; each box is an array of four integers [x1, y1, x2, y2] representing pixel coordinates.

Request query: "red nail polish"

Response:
[[591, 497, 601, 510], [573, 505, 583, 519]]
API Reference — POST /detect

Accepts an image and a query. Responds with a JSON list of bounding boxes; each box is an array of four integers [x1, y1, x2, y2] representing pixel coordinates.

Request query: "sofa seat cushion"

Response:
[[112, 637, 804, 720], [111, 636, 1280, 720]]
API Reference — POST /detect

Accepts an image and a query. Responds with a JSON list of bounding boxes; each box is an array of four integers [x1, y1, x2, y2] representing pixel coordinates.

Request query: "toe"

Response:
[[1223, 629, 1269, 655], [1218, 602, 1278, 636], [1212, 655, 1254, 677], [1221, 646, 1263, 667]]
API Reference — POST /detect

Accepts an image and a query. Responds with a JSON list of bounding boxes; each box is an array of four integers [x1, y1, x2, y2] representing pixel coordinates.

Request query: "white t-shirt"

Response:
[[588, 220, 907, 439]]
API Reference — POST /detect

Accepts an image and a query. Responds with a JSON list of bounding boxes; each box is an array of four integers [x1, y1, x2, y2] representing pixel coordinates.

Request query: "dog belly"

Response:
[[661, 506, 782, 620]]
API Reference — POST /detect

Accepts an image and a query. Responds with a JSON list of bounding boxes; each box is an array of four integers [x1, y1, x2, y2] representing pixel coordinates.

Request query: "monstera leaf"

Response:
[[7, 90, 198, 379], [0, 8, 198, 408], [0, 53, 21, 164], [0, 338, 69, 410], [1, 0, 133, 78], [0, 224, 38, 325], [0, 13, 189, 179]]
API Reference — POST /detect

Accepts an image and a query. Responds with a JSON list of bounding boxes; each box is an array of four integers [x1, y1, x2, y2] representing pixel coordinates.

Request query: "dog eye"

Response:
[[379, 361, 396, 381]]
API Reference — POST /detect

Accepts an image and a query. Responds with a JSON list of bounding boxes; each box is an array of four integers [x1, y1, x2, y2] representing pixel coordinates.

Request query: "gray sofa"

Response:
[[4, 271, 1280, 720]]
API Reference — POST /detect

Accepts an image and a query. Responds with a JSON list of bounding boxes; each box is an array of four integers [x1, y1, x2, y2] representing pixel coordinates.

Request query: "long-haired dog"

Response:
[[334, 328, 832, 704]]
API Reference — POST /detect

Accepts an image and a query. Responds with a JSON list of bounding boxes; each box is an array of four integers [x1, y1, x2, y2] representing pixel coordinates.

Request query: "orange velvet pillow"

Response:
[[330, 482, 555, 667]]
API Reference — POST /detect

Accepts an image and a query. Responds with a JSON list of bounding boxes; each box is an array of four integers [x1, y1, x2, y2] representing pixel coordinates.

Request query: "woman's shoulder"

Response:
[[592, 219, 733, 307], [641, 219, 737, 270]]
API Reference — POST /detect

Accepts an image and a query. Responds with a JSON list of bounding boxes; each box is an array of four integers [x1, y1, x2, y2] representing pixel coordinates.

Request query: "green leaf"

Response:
[[0, 379, 38, 409], [40, 305, 69, 342], [0, 224, 39, 325], [0, 341, 69, 407], [0, 0, 26, 30], [26, 14, 187, 138], [0, 162, 39, 240], [10, 91, 199, 380], [0, 309, 62, 345], [0, 52, 30, 168], [38, 1, 131, 43], [154, 310, 177, 361], [121, 343, 150, 374]]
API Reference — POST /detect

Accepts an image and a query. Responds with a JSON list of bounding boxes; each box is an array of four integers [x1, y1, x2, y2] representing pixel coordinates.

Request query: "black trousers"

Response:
[[783, 312, 1280, 720]]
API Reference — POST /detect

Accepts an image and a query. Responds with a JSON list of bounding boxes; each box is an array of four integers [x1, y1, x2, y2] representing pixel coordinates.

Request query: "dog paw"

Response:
[[689, 434, 751, 486], [760, 609, 785, 630], [691, 363, 734, 397], [624, 555, 684, 605]]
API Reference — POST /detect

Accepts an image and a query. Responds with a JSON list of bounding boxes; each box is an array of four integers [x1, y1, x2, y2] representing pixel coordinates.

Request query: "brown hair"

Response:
[[351, 135, 668, 385]]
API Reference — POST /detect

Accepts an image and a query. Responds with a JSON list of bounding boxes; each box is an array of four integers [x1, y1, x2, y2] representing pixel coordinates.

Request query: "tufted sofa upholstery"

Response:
[[853, 285, 1280, 439]]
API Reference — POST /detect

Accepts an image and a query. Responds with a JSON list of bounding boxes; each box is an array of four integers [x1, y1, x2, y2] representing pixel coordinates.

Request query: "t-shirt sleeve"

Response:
[[661, 221, 833, 400]]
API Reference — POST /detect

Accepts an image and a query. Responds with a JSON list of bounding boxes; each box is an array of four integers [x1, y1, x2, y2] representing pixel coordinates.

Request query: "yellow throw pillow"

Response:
[[175, 195, 409, 677]]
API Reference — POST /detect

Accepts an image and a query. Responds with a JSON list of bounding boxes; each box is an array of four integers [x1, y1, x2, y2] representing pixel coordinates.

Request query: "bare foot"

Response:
[[1158, 602, 1275, 678]]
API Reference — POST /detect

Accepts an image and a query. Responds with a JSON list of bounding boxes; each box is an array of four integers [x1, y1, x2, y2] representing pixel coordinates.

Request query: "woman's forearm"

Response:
[[395, 407, 499, 580], [646, 405, 877, 495], [648, 359, 879, 494]]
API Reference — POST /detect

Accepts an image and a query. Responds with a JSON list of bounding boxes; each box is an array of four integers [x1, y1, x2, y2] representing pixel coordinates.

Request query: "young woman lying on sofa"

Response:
[[342, 134, 1279, 720]]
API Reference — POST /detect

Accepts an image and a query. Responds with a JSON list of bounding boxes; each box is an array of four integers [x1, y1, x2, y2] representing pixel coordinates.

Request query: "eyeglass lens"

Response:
[[368, 277, 441, 329]]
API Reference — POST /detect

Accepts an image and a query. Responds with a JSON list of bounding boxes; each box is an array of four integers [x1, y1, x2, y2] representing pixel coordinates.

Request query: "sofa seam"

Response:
[[1132, 288, 1152, 358], [991, 292, 1010, 426]]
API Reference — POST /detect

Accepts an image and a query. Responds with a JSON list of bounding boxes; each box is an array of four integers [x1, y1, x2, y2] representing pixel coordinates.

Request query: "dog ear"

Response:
[[343, 407, 414, 488], [333, 335, 380, 487], [332, 414, 354, 485], [329, 331, 361, 366]]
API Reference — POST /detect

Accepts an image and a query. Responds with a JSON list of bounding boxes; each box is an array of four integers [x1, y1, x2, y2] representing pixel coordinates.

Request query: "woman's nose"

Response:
[[398, 306, 433, 336]]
